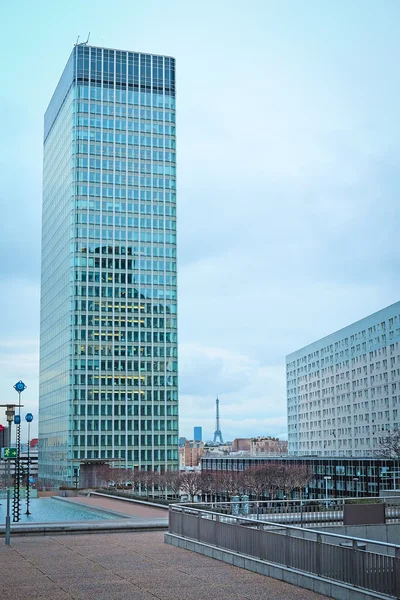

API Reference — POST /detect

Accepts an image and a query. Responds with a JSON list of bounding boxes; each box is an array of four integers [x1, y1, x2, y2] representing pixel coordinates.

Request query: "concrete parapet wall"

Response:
[[89, 491, 168, 509], [310, 523, 400, 554], [165, 533, 391, 600]]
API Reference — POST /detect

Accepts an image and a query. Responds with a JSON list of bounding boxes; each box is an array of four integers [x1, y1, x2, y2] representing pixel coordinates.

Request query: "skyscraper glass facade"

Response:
[[39, 45, 178, 486]]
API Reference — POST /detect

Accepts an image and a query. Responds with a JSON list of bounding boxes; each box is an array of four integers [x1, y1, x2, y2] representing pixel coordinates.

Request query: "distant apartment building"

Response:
[[231, 438, 251, 452], [179, 440, 205, 468], [287, 301, 400, 457], [0, 424, 9, 449], [231, 437, 287, 454], [250, 437, 287, 455]]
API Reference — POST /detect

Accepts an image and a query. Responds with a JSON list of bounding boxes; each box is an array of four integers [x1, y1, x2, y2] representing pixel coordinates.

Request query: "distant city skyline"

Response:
[[2, 1, 400, 441]]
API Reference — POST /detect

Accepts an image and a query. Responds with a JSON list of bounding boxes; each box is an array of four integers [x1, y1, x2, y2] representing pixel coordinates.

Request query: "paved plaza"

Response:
[[1, 531, 328, 600]]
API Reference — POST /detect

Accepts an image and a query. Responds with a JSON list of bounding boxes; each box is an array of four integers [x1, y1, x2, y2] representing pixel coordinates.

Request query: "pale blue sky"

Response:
[[1, 0, 400, 440]]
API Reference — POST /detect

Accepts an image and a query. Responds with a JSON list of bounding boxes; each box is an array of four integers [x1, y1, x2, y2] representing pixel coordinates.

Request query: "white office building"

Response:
[[287, 302, 400, 456]]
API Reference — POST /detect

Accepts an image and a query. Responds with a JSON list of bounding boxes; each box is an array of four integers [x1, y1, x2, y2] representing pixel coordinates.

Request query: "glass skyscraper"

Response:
[[39, 44, 178, 486]]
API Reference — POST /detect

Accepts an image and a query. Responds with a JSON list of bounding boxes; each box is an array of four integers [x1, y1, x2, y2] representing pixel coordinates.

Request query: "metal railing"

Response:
[[187, 496, 400, 527], [169, 503, 400, 598]]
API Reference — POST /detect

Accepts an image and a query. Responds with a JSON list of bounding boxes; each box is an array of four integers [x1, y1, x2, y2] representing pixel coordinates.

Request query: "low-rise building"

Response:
[[179, 440, 205, 468], [250, 437, 288, 455], [200, 454, 400, 499], [231, 438, 251, 452]]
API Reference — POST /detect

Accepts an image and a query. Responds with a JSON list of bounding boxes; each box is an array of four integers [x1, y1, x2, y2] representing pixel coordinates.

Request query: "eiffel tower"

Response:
[[213, 396, 224, 444]]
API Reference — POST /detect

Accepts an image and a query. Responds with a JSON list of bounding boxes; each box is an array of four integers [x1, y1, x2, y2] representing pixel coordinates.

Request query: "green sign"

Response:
[[1, 447, 17, 460]]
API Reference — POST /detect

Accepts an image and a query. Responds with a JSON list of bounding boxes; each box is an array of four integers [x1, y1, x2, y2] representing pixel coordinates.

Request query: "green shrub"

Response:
[[345, 498, 383, 505]]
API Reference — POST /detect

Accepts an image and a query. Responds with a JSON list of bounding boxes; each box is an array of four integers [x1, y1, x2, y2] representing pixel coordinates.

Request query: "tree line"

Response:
[[96, 463, 312, 502]]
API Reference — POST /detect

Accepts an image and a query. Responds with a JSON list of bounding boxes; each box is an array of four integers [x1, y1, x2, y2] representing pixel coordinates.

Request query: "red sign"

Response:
[[0, 425, 4, 431]]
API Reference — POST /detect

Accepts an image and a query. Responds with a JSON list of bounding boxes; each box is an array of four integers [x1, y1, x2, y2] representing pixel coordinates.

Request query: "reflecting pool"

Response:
[[0, 497, 122, 523]]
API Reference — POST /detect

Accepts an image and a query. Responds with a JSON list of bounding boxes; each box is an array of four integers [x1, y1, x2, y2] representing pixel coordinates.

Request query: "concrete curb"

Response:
[[51, 495, 131, 519], [89, 491, 169, 509], [0, 520, 168, 537]]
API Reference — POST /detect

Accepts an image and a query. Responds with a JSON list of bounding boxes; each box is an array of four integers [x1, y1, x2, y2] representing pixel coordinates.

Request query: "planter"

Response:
[[343, 502, 385, 525]]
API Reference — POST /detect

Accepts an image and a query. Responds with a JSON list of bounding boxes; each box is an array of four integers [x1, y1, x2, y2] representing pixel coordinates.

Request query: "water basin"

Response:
[[0, 497, 122, 523]]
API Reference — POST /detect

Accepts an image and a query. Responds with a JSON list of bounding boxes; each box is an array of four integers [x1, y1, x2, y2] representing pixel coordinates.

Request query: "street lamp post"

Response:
[[324, 476, 332, 509], [12, 381, 26, 523], [353, 477, 359, 498], [4, 405, 15, 546], [25, 414, 33, 515]]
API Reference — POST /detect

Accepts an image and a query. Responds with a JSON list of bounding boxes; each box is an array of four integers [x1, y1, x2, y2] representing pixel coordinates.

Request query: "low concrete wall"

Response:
[[89, 491, 168, 510], [380, 491, 400, 499], [165, 533, 389, 600], [310, 523, 400, 554], [0, 520, 168, 537]]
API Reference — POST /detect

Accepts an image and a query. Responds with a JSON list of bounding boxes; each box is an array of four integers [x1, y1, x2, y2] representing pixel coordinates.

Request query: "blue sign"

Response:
[[14, 415, 21, 425], [14, 381, 27, 393], [29, 477, 34, 483], [25, 413, 33, 423]]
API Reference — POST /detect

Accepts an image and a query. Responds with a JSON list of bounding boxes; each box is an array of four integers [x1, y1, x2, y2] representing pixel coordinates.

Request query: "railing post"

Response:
[[395, 547, 400, 599], [285, 528, 291, 567], [316, 533, 322, 577], [182, 506, 185, 538], [215, 512, 219, 546], [352, 538, 359, 588]]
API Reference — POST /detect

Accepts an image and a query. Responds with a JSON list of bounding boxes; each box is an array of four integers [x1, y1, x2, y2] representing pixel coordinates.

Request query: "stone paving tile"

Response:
[[147, 586, 249, 600], [64, 582, 157, 600], [182, 565, 261, 583], [48, 570, 122, 584], [9, 536, 59, 544], [3, 587, 73, 600], [1, 531, 328, 600], [125, 570, 202, 588], [221, 581, 324, 600]]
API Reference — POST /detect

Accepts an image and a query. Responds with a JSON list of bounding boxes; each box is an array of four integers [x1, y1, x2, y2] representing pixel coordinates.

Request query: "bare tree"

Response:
[[136, 470, 155, 496], [279, 465, 301, 503], [179, 471, 201, 502], [249, 467, 268, 499], [199, 470, 215, 502], [262, 464, 283, 500], [96, 464, 113, 488], [237, 468, 253, 496], [290, 465, 312, 502], [111, 467, 132, 489], [153, 470, 168, 500], [217, 470, 242, 500], [163, 470, 182, 499]]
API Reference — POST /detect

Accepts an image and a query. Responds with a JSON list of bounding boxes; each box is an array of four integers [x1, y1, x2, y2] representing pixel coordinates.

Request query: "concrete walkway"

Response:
[[1, 531, 328, 600]]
